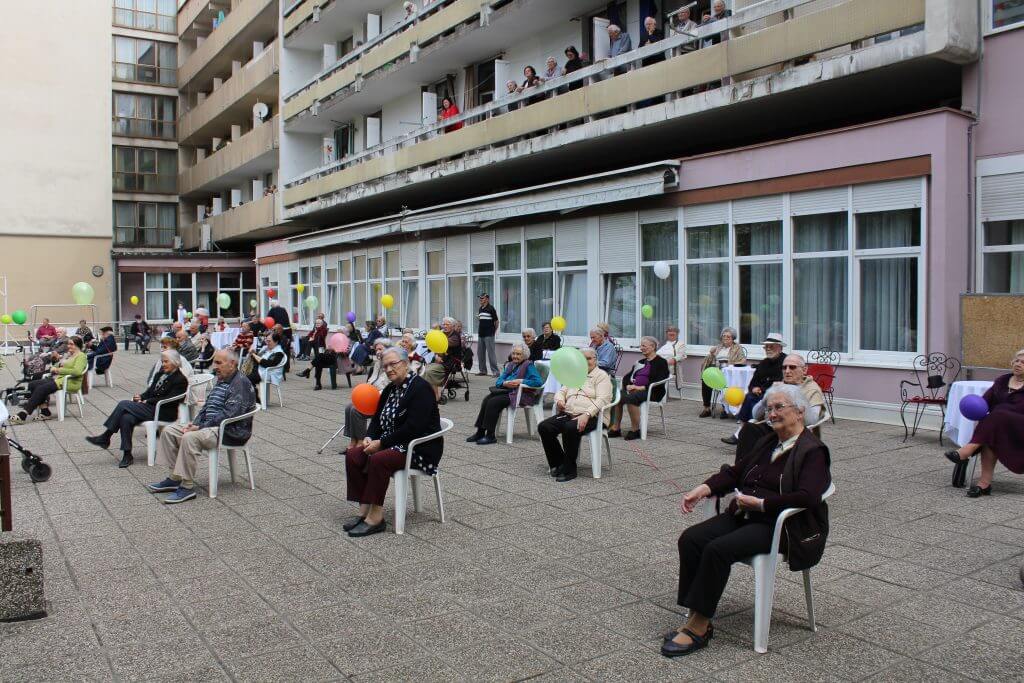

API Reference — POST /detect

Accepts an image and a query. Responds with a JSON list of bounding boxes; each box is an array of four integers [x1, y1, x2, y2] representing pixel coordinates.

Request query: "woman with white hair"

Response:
[[608, 336, 670, 440], [699, 326, 744, 418], [466, 343, 543, 445], [86, 350, 188, 468], [665, 383, 832, 657]]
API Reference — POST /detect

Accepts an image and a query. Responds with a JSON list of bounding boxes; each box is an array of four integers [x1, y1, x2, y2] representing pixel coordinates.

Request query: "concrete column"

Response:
[[197, 92, 206, 104], [212, 197, 223, 215], [253, 179, 265, 198], [231, 125, 241, 141], [231, 188, 242, 208], [323, 43, 338, 70], [212, 77, 223, 90], [253, 41, 265, 57], [231, 60, 241, 76]]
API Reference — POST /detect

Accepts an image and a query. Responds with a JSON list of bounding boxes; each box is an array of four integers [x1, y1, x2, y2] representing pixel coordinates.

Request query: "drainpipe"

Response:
[[965, 6, 983, 296]]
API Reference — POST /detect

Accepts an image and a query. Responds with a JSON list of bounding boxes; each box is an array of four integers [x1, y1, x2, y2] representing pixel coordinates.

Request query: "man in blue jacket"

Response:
[[87, 326, 118, 372]]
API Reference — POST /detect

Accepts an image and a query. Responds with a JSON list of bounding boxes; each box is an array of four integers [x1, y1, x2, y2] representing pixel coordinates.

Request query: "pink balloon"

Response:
[[328, 333, 349, 354]]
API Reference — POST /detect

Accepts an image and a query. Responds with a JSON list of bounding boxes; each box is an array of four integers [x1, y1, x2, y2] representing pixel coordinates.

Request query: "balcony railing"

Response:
[[179, 116, 280, 196], [181, 193, 277, 248], [179, 0, 276, 88], [114, 227, 177, 248], [283, 0, 928, 209]]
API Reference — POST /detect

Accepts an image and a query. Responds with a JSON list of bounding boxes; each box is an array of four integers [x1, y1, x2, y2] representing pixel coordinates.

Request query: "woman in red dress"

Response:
[[439, 97, 463, 132], [946, 349, 1024, 497]]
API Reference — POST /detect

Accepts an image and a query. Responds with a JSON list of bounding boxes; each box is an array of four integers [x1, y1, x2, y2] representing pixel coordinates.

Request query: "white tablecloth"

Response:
[[536, 360, 561, 398], [942, 380, 993, 447], [209, 329, 240, 349], [717, 365, 756, 415]]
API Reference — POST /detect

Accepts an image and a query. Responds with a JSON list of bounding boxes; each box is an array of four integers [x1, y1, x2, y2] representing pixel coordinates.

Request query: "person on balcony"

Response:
[[671, 6, 698, 35], [563, 45, 587, 75], [607, 24, 632, 58], [543, 56, 559, 80], [607, 336, 669, 440], [640, 16, 666, 66], [701, 0, 733, 48], [439, 96, 463, 133]]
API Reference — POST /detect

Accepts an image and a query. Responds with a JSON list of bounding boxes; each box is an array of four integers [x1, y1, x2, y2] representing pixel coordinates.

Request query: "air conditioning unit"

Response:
[[201, 223, 212, 251], [172, 235, 182, 250]]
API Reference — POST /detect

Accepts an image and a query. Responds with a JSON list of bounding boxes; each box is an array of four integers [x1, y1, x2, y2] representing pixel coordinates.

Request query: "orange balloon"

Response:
[[352, 383, 381, 416]]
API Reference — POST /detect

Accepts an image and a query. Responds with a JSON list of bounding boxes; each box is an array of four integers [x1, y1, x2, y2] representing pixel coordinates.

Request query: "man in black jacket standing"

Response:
[[475, 292, 499, 377]]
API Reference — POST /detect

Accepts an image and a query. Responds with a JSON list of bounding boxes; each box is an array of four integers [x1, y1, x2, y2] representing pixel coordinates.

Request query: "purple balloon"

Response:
[[959, 394, 989, 421], [346, 311, 357, 323]]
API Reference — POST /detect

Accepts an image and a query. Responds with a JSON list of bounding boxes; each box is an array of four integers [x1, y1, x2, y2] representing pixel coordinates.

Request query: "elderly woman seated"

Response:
[[657, 325, 687, 389], [193, 334, 215, 371], [245, 332, 286, 387], [664, 384, 832, 657], [467, 343, 543, 445], [608, 335, 670, 440], [340, 339, 393, 449], [343, 347, 442, 537], [10, 336, 87, 424], [699, 326, 746, 418], [539, 348, 613, 481], [945, 348, 1024, 498], [589, 326, 618, 374], [86, 350, 188, 468]]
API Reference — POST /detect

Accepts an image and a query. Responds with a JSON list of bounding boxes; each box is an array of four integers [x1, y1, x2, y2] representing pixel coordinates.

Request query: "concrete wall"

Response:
[[963, 28, 1024, 160]]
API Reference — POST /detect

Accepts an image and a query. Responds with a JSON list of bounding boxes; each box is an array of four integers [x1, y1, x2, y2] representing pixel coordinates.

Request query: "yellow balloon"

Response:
[[724, 387, 745, 407], [296, 283, 305, 294], [425, 329, 449, 355], [130, 295, 139, 305], [550, 316, 566, 332], [381, 294, 395, 309]]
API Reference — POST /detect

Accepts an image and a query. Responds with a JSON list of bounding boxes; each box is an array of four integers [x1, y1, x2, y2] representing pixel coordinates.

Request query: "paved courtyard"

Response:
[[1, 351, 1022, 682]]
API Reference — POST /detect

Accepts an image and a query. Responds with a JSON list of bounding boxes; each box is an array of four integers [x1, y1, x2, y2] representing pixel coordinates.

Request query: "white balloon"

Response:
[[653, 261, 671, 280]]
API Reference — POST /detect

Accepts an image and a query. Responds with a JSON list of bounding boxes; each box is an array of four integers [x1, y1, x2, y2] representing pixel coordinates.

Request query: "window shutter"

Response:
[[639, 208, 676, 224], [366, 246, 383, 259], [446, 234, 468, 274], [980, 172, 1024, 222], [495, 227, 520, 245], [732, 195, 783, 223], [555, 218, 586, 262], [684, 202, 728, 227], [525, 222, 552, 240], [791, 187, 848, 216], [400, 242, 418, 271], [852, 178, 922, 213], [425, 237, 444, 252], [599, 213, 637, 273], [470, 230, 494, 264]]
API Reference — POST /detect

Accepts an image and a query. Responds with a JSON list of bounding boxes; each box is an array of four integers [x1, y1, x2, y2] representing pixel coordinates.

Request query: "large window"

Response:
[[113, 93, 176, 140], [855, 209, 921, 353], [603, 273, 636, 340], [113, 146, 176, 193], [113, 36, 176, 85], [640, 220, 678, 339], [426, 249, 445, 325], [471, 267, 494, 335], [113, 0, 177, 33], [982, 220, 1024, 293], [735, 221, 782, 344], [145, 273, 193, 321], [989, 0, 1024, 32], [686, 225, 729, 345], [526, 237, 553, 332], [113, 201, 176, 247], [496, 242, 522, 332], [793, 213, 849, 351]]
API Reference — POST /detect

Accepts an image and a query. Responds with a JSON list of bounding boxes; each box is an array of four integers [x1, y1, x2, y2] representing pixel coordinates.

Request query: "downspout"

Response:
[[966, 5, 983, 296]]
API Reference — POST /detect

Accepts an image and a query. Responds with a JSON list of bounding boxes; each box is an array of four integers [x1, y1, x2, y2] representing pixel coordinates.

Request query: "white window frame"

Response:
[[495, 233, 524, 343], [525, 233, 554, 335], [984, 0, 1024, 36], [976, 154, 1024, 293]]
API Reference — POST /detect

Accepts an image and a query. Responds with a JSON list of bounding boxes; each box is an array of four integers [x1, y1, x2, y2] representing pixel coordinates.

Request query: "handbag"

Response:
[[240, 354, 255, 376], [488, 385, 506, 395], [951, 459, 968, 488]]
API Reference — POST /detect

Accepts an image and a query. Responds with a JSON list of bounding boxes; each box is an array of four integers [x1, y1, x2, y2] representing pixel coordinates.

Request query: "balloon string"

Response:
[[624, 441, 688, 515]]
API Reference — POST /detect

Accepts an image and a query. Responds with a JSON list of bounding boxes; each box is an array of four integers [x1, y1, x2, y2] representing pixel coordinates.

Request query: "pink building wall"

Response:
[[962, 29, 1024, 160]]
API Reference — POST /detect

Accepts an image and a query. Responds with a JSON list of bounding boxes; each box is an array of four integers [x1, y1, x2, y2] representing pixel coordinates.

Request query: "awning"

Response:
[[285, 161, 680, 253]]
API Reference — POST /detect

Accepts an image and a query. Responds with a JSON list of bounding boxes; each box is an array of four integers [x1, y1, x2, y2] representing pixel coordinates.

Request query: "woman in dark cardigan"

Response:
[[608, 336, 670, 440], [664, 383, 831, 657], [945, 349, 1024, 497], [343, 347, 442, 538]]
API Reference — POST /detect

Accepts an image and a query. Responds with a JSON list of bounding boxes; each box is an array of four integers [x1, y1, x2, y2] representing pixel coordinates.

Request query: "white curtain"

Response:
[[604, 274, 636, 339], [558, 271, 587, 336], [402, 280, 419, 328], [642, 265, 677, 339], [686, 263, 728, 345], [860, 257, 917, 352], [739, 263, 781, 344], [448, 276, 468, 325], [428, 280, 444, 325], [983, 220, 1024, 293], [794, 257, 847, 351], [527, 273, 553, 332], [470, 275, 493, 333], [499, 275, 521, 331]]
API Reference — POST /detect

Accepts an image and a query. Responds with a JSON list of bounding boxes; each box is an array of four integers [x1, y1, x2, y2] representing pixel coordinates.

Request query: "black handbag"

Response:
[[951, 459, 968, 488]]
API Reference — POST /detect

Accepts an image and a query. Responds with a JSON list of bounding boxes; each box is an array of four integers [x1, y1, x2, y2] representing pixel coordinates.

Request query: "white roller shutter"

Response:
[[639, 208, 677, 224], [366, 246, 383, 259], [791, 187, 848, 216], [853, 178, 922, 213], [555, 218, 587, 262], [525, 222, 552, 240], [424, 237, 444, 252], [684, 202, 728, 227], [445, 234, 468, 274], [400, 242, 418, 271], [470, 230, 495, 264], [599, 213, 637, 273], [732, 195, 783, 223], [980, 172, 1024, 222], [495, 227, 520, 244]]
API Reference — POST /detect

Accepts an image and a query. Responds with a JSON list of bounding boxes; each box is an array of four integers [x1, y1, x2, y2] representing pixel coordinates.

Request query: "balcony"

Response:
[[178, 0, 277, 90], [178, 43, 279, 146], [282, 0, 975, 221], [179, 116, 279, 197], [114, 227, 177, 249], [181, 193, 278, 248]]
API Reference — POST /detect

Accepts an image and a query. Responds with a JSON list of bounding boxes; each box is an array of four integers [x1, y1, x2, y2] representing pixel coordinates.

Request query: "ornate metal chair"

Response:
[[806, 347, 839, 424], [899, 352, 961, 444]]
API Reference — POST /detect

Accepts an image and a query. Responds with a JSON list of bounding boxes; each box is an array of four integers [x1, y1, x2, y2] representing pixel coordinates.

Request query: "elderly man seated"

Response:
[[129, 314, 152, 353], [723, 333, 786, 435], [175, 328, 200, 363], [589, 326, 617, 374], [87, 326, 117, 372], [35, 318, 58, 346], [146, 349, 256, 504], [421, 317, 463, 397], [723, 353, 827, 451]]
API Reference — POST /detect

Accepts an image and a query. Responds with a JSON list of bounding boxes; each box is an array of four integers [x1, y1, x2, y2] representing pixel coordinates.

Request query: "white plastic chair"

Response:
[[582, 381, 620, 479], [392, 417, 453, 535], [258, 355, 288, 410], [87, 353, 116, 390], [186, 373, 215, 421], [203, 406, 261, 498], [55, 385, 85, 422], [639, 377, 671, 440], [499, 384, 545, 444], [141, 392, 188, 466], [704, 481, 836, 653]]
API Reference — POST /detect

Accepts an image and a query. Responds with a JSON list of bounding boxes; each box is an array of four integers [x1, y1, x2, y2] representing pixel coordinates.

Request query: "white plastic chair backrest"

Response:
[[768, 481, 836, 556], [808, 408, 830, 430], [404, 417, 454, 470], [217, 406, 261, 448], [646, 377, 670, 405], [153, 392, 188, 423], [189, 373, 215, 406]]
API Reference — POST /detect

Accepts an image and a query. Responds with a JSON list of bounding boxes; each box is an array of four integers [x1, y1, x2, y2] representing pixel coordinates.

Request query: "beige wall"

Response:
[[0, 236, 115, 329]]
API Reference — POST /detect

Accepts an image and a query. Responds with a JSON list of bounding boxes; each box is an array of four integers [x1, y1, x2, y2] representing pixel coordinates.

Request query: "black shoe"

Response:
[[476, 436, 497, 445], [623, 430, 641, 441], [297, 369, 311, 378], [944, 449, 963, 465], [549, 467, 561, 477], [347, 520, 387, 537], [314, 385, 322, 391], [966, 485, 992, 498], [466, 432, 485, 443], [555, 471, 577, 482], [661, 625, 713, 657], [86, 435, 111, 449], [342, 516, 365, 532], [721, 436, 739, 445], [719, 412, 731, 420], [118, 452, 133, 468], [698, 408, 712, 418], [607, 429, 622, 438]]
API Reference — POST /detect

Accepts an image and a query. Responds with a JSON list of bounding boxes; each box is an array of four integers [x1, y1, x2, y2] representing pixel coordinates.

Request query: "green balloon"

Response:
[[304, 295, 319, 309], [641, 304, 654, 320], [550, 347, 588, 389], [71, 281, 95, 305], [701, 366, 727, 390], [11, 310, 26, 325], [0, 314, 11, 325], [217, 292, 232, 309]]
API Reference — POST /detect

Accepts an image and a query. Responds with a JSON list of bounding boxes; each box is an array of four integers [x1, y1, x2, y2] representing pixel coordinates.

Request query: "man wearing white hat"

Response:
[[721, 332, 786, 444]]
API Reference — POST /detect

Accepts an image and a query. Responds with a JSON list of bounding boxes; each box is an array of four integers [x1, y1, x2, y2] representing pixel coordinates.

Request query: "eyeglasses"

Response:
[[782, 364, 803, 370], [765, 403, 794, 414], [382, 360, 406, 370]]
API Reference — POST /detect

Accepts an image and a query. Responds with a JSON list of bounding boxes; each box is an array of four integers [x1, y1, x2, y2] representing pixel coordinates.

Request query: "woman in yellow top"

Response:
[[11, 336, 87, 423]]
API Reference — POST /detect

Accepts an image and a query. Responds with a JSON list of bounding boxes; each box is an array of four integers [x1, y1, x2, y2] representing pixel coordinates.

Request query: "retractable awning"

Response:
[[285, 161, 679, 253]]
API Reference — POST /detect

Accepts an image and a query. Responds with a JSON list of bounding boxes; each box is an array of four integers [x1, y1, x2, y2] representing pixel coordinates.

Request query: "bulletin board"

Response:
[[960, 294, 1024, 369]]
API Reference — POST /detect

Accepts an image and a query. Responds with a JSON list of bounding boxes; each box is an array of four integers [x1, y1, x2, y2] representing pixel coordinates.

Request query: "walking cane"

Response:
[[317, 423, 347, 454]]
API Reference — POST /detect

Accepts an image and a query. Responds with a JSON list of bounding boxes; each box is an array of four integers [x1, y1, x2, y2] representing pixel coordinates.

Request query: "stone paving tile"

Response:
[[2, 352, 1022, 681]]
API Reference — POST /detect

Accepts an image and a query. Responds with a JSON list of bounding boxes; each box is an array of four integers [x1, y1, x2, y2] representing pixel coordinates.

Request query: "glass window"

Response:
[[145, 273, 167, 288], [686, 225, 728, 259], [354, 282, 367, 323], [340, 258, 351, 281], [448, 276, 467, 325], [794, 213, 848, 252], [603, 273, 636, 340], [112, 201, 176, 246], [112, 0, 176, 33], [983, 220, 1024, 293], [497, 243, 521, 271], [735, 221, 782, 257], [113, 146, 176, 193], [641, 221, 677, 261], [146, 291, 168, 321], [426, 250, 444, 275], [428, 280, 445, 324], [526, 237, 553, 269], [368, 257, 381, 279], [354, 255, 366, 279], [526, 272, 553, 332], [856, 209, 921, 249], [738, 263, 782, 344], [112, 93, 176, 139], [557, 271, 587, 337], [385, 251, 400, 278], [641, 264, 677, 339], [112, 37, 174, 85], [686, 263, 728, 346], [794, 257, 848, 351], [860, 258, 918, 352], [402, 280, 419, 328], [992, 0, 1024, 30], [472, 262, 494, 273], [499, 276, 521, 332], [470, 275, 493, 334]]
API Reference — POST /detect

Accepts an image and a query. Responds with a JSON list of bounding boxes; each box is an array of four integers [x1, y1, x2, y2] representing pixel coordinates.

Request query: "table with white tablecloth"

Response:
[[208, 328, 240, 349], [717, 365, 756, 416], [535, 360, 560, 401], [942, 380, 993, 447]]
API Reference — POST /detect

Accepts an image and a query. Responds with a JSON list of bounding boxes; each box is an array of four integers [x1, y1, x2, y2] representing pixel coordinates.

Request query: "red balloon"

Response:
[[263, 316, 275, 329], [266, 288, 276, 298], [352, 383, 381, 416]]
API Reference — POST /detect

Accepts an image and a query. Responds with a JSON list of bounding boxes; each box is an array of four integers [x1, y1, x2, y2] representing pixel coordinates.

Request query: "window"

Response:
[[640, 221, 678, 339], [145, 272, 193, 321], [603, 274, 636, 340], [448, 276, 468, 326], [326, 266, 340, 325], [525, 237, 553, 332], [557, 269, 587, 337], [686, 225, 728, 345], [113, 201, 176, 246], [402, 279, 419, 328], [989, 0, 1024, 32], [982, 220, 1024, 293], [855, 209, 921, 353], [113, 37, 176, 85], [735, 221, 782, 344], [113, 0, 177, 33], [428, 279, 445, 324], [113, 93, 176, 139], [471, 274, 493, 334], [499, 275, 521, 332], [497, 243, 521, 271], [113, 146, 176, 193], [793, 213, 848, 352]]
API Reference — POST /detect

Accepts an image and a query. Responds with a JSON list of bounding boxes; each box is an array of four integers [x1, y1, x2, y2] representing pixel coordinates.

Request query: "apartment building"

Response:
[[0, 4, 114, 328], [263, 1, 1013, 424]]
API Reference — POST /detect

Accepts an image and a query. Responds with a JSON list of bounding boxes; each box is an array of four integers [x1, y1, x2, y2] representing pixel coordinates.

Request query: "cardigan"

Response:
[[701, 343, 745, 370], [53, 352, 87, 393], [140, 369, 189, 421], [368, 374, 443, 468], [496, 360, 544, 407], [623, 355, 670, 402]]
